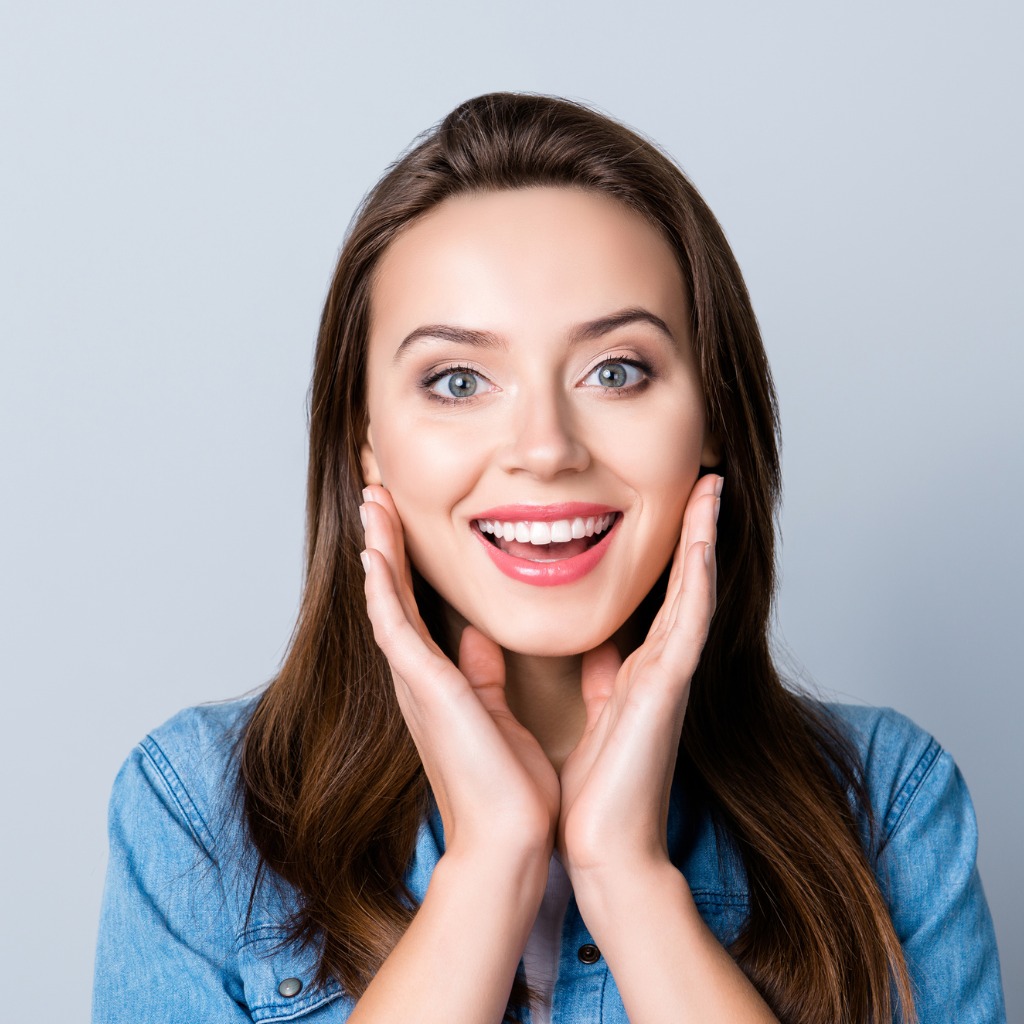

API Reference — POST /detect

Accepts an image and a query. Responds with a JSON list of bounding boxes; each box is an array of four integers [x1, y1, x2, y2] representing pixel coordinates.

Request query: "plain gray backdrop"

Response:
[[2, 1, 1020, 1019]]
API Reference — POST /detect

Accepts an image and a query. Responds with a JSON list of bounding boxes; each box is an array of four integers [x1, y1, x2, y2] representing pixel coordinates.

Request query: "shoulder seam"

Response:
[[882, 735, 942, 842], [139, 734, 217, 856]]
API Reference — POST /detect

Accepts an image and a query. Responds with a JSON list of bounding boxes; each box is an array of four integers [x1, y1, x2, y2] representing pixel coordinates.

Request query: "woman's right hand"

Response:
[[351, 485, 557, 1024], [360, 484, 559, 865]]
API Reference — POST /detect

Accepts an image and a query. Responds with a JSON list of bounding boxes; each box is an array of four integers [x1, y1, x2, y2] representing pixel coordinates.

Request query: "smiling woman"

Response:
[[92, 93, 1006, 1024], [360, 187, 715, 650]]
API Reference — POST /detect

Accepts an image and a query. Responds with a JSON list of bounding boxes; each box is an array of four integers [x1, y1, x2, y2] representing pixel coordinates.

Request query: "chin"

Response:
[[425, 574, 656, 661], [473, 609, 632, 659]]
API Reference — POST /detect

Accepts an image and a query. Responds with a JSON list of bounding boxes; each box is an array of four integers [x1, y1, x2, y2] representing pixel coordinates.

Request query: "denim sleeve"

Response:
[[878, 739, 1006, 1024], [92, 738, 250, 1023]]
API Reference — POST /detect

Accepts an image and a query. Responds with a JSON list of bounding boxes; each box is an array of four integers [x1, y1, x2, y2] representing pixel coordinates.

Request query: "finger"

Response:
[[579, 641, 621, 732], [362, 545, 446, 690], [361, 497, 421, 625], [362, 484, 414, 591], [364, 551, 503, 833], [676, 473, 721, 581], [458, 626, 510, 716], [661, 537, 716, 681], [647, 536, 684, 639], [652, 475, 722, 637]]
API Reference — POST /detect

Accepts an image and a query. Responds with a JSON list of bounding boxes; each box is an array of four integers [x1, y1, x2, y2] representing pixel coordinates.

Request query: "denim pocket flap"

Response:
[[237, 925, 351, 1021], [692, 891, 749, 948]]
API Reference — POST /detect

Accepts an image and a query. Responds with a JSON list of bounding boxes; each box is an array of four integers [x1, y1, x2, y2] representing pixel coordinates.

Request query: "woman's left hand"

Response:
[[557, 472, 722, 881]]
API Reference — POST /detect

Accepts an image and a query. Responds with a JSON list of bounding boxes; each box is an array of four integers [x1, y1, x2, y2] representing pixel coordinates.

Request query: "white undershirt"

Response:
[[521, 851, 573, 1024]]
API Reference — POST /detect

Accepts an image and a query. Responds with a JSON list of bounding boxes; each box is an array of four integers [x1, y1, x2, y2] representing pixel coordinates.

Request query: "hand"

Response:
[[557, 473, 722, 880], [360, 485, 560, 864]]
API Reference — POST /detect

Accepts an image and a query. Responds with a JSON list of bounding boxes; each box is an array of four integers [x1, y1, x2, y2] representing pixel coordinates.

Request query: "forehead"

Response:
[[368, 186, 688, 344]]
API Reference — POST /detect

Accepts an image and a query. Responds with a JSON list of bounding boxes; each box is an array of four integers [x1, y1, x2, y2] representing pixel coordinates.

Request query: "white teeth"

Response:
[[529, 521, 551, 545], [550, 519, 572, 543], [475, 513, 616, 546]]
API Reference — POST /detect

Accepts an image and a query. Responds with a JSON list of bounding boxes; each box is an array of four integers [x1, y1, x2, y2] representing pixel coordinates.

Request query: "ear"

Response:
[[701, 430, 723, 469], [360, 424, 383, 486]]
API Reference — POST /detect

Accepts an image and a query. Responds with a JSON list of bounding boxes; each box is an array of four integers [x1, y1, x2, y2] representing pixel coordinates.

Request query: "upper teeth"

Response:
[[476, 514, 615, 545]]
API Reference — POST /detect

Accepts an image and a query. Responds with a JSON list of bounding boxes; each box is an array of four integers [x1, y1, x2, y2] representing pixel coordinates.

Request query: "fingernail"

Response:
[[359, 504, 367, 529], [704, 542, 713, 568], [714, 497, 721, 523], [361, 487, 372, 502], [714, 476, 724, 497], [360, 550, 370, 573]]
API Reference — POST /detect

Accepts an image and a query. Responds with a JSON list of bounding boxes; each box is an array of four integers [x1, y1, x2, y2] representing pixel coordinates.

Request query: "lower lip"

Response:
[[472, 516, 620, 587]]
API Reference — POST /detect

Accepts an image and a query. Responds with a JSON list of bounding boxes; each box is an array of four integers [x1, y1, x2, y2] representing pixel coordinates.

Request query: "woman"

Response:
[[93, 93, 1006, 1023]]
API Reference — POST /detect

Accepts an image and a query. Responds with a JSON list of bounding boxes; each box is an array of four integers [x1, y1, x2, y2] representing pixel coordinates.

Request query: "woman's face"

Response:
[[361, 186, 718, 656]]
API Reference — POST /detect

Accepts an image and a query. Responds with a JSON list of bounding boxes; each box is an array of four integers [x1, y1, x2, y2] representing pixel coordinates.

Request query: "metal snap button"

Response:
[[577, 943, 601, 964], [278, 977, 303, 997]]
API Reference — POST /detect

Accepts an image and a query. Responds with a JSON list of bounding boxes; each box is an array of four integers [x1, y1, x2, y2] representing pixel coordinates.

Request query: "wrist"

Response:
[[562, 835, 671, 891], [569, 857, 690, 934], [436, 840, 553, 913], [565, 859, 779, 1023]]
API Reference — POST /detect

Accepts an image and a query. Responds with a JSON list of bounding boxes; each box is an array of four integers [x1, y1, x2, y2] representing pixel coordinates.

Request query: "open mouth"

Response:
[[473, 512, 621, 563]]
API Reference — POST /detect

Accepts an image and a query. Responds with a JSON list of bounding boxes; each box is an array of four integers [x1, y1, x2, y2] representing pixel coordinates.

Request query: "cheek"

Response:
[[372, 408, 476, 494], [370, 416, 484, 553], [623, 406, 706, 547], [606, 401, 705, 488]]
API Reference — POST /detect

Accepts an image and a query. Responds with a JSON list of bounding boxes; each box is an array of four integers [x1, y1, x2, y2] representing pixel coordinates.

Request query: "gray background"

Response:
[[1, 1, 1020, 1019]]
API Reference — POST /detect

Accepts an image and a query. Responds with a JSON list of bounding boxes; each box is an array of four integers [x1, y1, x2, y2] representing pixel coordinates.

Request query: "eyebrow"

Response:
[[392, 307, 676, 362]]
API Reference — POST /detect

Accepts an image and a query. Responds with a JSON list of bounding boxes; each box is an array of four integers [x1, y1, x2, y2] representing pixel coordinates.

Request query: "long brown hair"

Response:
[[239, 92, 915, 1023]]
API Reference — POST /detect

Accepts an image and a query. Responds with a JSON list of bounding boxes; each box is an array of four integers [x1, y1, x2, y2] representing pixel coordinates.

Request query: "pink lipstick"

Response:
[[470, 503, 621, 587]]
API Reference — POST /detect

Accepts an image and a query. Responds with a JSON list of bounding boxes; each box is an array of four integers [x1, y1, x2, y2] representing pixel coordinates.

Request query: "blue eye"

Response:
[[584, 360, 646, 389], [426, 367, 484, 400]]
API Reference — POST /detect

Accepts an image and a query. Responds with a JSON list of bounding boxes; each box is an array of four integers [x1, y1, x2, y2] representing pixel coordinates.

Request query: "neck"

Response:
[[503, 651, 586, 773], [437, 601, 642, 772]]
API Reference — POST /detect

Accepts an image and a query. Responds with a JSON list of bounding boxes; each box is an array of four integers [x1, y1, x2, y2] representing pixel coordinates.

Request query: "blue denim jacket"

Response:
[[92, 697, 1006, 1023]]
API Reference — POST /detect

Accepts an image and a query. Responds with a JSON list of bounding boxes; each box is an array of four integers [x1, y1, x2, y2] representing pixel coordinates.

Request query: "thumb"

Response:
[[458, 626, 509, 713], [580, 640, 621, 731]]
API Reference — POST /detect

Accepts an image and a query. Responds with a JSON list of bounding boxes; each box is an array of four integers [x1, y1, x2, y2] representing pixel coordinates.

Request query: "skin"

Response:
[[353, 187, 778, 1024]]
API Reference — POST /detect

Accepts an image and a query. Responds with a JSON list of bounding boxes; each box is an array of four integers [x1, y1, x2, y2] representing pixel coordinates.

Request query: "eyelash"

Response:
[[418, 356, 656, 406], [418, 364, 491, 406], [581, 356, 654, 393]]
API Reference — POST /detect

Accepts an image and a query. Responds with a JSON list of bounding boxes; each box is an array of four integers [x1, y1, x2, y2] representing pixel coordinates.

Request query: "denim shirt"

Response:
[[92, 696, 1006, 1023]]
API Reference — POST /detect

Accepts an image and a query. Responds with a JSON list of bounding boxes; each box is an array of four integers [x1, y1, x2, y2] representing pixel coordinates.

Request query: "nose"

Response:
[[496, 386, 591, 479]]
